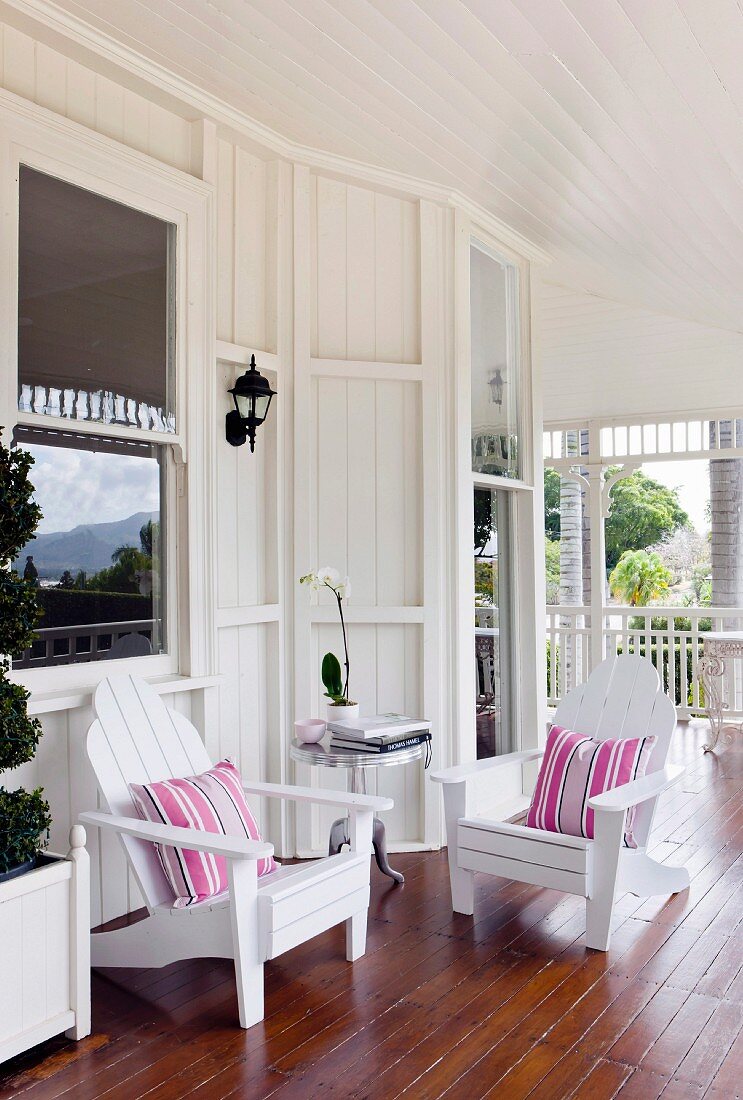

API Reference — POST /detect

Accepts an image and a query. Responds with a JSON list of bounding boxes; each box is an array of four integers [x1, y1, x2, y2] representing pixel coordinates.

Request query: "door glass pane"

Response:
[[12, 427, 166, 669], [18, 166, 176, 432], [471, 242, 520, 478], [475, 487, 514, 758]]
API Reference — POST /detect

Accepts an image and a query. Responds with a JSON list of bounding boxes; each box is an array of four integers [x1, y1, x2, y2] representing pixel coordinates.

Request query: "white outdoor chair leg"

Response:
[[345, 807, 374, 961], [585, 808, 624, 951], [624, 853, 691, 898], [227, 859, 264, 1029], [442, 781, 474, 915], [346, 910, 368, 961]]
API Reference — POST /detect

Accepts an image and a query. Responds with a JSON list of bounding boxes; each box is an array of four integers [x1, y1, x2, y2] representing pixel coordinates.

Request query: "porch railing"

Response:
[[546, 605, 743, 719], [13, 620, 156, 669]]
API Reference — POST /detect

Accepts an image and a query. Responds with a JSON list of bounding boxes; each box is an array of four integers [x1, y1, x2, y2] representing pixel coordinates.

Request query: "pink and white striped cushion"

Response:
[[526, 726, 657, 848], [129, 759, 276, 908]]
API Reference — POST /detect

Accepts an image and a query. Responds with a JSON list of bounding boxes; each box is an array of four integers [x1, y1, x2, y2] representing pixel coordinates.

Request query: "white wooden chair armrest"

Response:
[[241, 781, 392, 813], [431, 749, 544, 785], [587, 765, 685, 814], [80, 811, 274, 861]]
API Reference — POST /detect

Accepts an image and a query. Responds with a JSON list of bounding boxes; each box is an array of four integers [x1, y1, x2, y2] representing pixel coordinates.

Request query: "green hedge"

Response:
[[37, 587, 152, 628]]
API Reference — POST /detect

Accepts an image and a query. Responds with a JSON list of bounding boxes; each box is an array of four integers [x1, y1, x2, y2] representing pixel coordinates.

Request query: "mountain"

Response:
[[15, 512, 158, 580]]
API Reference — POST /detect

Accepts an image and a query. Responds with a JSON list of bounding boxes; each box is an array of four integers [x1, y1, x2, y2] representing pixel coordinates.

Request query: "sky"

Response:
[[27, 443, 160, 533], [641, 459, 710, 534]]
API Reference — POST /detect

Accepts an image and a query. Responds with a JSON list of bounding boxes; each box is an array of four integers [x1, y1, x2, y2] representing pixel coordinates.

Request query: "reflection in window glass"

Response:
[[12, 428, 165, 669], [474, 487, 514, 758], [471, 243, 520, 478], [18, 166, 175, 432]]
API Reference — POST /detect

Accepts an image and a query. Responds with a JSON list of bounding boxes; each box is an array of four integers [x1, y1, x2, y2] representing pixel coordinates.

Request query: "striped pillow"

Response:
[[526, 726, 657, 848], [130, 759, 276, 908]]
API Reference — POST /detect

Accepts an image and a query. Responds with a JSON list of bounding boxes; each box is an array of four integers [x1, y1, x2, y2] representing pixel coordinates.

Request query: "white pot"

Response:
[[326, 701, 360, 726], [0, 826, 90, 1063]]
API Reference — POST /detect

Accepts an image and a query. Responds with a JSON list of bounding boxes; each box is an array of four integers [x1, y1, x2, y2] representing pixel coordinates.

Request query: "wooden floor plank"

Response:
[[0, 731, 740, 1100]]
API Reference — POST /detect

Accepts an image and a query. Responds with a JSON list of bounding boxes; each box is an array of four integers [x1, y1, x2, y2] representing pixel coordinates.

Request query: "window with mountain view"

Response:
[[13, 166, 174, 669]]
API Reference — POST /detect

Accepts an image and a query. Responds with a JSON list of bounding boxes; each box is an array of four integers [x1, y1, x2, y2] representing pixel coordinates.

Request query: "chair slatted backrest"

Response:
[[87, 675, 212, 910], [552, 654, 677, 848]]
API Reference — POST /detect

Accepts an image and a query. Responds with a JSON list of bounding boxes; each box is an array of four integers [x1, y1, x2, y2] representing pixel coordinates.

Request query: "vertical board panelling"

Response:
[[217, 139, 236, 342], [315, 176, 347, 358], [34, 711, 70, 855], [309, 174, 319, 357], [404, 622, 425, 839], [316, 377, 348, 579], [218, 627, 241, 764], [0, 896, 22, 1042], [122, 93, 150, 160], [346, 379, 377, 604], [93, 74, 125, 145], [21, 889, 47, 1030], [63, 58, 96, 132], [3, 26, 34, 101], [216, 363, 239, 608], [373, 622, 408, 839], [34, 43, 67, 117], [44, 881, 70, 1018], [234, 149, 267, 349], [147, 103, 190, 173], [375, 193, 404, 362], [346, 186, 376, 359], [261, 367, 280, 605], [236, 427, 263, 607], [402, 200, 421, 363], [375, 381, 407, 605], [404, 382, 423, 604]]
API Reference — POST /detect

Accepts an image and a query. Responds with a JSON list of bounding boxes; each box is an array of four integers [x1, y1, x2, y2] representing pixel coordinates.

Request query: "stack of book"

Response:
[[328, 713, 431, 756]]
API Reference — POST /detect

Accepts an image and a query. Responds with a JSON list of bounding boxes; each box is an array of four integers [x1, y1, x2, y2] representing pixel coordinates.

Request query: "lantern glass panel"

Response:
[[234, 392, 253, 419], [253, 393, 272, 420]]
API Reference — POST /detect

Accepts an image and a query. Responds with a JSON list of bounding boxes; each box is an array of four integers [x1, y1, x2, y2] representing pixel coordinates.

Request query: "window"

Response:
[[474, 487, 515, 758], [14, 167, 176, 669], [470, 242, 520, 479]]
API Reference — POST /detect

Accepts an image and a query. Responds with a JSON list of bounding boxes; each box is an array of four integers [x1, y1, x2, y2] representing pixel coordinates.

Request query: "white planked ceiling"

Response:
[[15, 0, 743, 332]]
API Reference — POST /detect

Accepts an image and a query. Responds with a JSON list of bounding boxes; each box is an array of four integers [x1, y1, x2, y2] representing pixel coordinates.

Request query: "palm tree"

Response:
[[609, 549, 671, 607]]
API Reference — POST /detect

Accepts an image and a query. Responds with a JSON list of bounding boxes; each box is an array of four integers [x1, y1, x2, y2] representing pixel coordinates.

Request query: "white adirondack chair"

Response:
[[79, 675, 392, 1028], [433, 655, 690, 950]]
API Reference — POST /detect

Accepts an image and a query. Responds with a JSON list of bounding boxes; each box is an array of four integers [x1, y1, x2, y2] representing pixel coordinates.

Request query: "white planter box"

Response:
[[0, 826, 90, 1064]]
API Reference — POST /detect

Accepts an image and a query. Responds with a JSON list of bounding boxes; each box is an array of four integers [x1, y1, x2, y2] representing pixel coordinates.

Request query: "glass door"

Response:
[[474, 486, 514, 758]]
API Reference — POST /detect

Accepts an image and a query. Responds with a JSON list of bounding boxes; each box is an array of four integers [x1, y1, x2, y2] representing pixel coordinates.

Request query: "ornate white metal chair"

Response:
[[80, 674, 391, 1028], [433, 655, 689, 950]]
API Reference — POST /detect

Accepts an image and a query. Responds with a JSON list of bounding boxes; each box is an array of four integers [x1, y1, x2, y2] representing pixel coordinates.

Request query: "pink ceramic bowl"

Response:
[[294, 718, 327, 744]]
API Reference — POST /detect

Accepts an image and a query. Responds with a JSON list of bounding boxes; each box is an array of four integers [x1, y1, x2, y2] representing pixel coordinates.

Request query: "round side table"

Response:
[[290, 735, 424, 884]]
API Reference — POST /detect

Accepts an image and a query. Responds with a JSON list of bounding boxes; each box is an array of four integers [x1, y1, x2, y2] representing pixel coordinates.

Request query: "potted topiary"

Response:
[[0, 433, 51, 880], [0, 429, 90, 1060]]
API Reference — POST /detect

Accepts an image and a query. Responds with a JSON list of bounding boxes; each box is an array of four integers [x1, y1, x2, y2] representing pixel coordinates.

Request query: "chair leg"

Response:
[[624, 853, 690, 898], [450, 863, 474, 915], [227, 859, 264, 1029], [585, 808, 624, 951], [346, 911, 368, 961]]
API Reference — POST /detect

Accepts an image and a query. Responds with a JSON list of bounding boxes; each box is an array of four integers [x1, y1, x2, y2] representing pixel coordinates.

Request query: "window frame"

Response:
[[0, 99, 215, 695], [453, 211, 545, 791]]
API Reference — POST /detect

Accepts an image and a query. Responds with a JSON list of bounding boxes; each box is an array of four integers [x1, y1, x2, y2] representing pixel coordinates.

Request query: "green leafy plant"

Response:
[[609, 548, 672, 607], [0, 428, 48, 875], [300, 568, 356, 706]]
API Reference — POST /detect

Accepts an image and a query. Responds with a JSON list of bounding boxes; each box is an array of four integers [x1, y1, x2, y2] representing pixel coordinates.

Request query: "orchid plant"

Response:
[[300, 568, 355, 706]]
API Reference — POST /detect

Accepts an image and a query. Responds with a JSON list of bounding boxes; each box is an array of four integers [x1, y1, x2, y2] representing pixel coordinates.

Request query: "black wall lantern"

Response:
[[225, 355, 276, 451], [488, 368, 505, 407]]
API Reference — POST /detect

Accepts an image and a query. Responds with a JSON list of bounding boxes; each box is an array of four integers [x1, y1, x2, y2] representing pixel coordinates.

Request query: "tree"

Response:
[[474, 489, 493, 556], [648, 527, 707, 585], [544, 468, 561, 541], [0, 430, 51, 874], [545, 537, 560, 604], [605, 469, 688, 570], [609, 549, 672, 607]]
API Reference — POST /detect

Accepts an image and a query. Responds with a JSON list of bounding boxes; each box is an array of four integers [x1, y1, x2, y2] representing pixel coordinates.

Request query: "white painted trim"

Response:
[[0, 93, 216, 692], [0, 0, 550, 267], [15, 410, 181, 449], [305, 606, 425, 624], [216, 604, 281, 628], [26, 674, 223, 715], [217, 341, 280, 371], [310, 358, 424, 382]]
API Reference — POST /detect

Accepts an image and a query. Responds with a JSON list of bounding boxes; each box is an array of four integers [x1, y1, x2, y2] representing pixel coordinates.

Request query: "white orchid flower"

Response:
[[316, 566, 341, 588], [336, 577, 352, 599]]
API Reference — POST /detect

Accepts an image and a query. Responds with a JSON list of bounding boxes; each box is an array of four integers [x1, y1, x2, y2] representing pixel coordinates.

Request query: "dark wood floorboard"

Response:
[[1, 725, 741, 1099]]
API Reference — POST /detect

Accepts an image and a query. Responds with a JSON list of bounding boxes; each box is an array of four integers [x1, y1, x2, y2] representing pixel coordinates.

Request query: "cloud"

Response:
[[27, 443, 160, 533]]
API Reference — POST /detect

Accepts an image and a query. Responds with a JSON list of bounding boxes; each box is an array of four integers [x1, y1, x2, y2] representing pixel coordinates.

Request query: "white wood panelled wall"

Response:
[[0, 19, 517, 918]]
